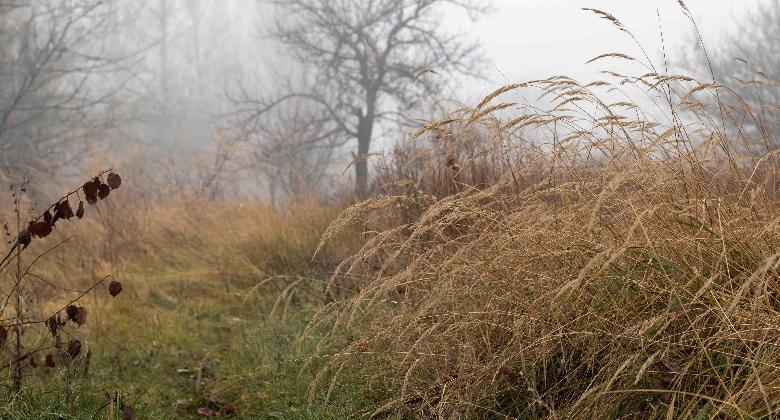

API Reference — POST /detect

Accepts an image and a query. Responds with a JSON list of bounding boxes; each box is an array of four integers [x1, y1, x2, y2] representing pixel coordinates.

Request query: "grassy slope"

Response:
[[0, 200, 370, 419]]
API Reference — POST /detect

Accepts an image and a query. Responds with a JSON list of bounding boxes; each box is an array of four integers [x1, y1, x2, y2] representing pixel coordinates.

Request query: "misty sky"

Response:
[[463, 0, 764, 101]]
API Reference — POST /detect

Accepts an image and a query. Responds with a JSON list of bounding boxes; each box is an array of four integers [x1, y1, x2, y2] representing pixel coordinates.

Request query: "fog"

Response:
[[0, 0, 773, 201], [3, 1, 780, 415], [474, 0, 761, 88]]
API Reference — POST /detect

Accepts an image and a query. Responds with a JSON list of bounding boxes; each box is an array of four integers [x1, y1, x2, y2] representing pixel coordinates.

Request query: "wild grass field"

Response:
[[0, 63, 780, 419], [0, 194, 376, 419], [2, 28, 780, 420]]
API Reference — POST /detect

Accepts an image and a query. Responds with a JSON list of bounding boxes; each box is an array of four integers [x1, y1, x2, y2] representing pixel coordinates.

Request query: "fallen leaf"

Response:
[[196, 407, 216, 417], [661, 358, 681, 373], [121, 403, 135, 420]]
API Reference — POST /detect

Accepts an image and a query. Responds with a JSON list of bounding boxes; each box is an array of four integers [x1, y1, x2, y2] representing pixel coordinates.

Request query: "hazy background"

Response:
[[0, 0, 773, 203], [474, 0, 760, 91]]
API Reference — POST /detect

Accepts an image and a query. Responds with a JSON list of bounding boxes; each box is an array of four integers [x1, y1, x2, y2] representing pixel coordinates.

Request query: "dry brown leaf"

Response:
[[98, 183, 111, 200], [29, 221, 52, 238], [83, 179, 99, 205], [66, 305, 88, 326], [107, 172, 122, 190], [109, 280, 123, 298]]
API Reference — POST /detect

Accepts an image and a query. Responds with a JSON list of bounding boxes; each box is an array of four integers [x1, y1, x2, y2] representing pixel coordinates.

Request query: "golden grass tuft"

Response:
[[310, 70, 780, 418]]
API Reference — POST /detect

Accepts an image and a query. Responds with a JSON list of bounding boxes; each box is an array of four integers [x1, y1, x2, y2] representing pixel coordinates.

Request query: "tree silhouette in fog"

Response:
[[685, 0, 779, 149], [240, 0, 489, 198], [0, 1, 125, 181]]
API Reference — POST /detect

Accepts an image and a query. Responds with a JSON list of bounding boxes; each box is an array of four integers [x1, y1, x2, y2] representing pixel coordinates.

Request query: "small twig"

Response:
[[0, 346, 54, 372], [0, 274, 114, 331], [26, 273, 88, 294], [51, 275, 114, 317], [0, 237, 74, 315]]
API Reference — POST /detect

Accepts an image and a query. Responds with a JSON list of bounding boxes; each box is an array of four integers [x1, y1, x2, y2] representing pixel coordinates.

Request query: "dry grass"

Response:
[[0, 173, 364, 417], [309, 70, 780, 418], [8, 166, 355, 294]]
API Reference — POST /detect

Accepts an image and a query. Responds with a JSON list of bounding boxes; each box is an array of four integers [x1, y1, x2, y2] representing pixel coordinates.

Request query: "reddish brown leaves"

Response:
[[107, 172, 122, 190], [499, 365, 517, 378], [17, 171, 123, 250], [47, 316, 58, 337], [45, 353, 56, 368], [29, 221, 52, 238], [74, 307, 87, 326], [47, 313, 66, 338], [0, 324, 6, 347], [82, 173, 119, 204], [98, 183, 111, 200], [109, 280, 123, 298], [83, 178, 100, 205], [66, 305, 78, 321], [66, 305, 88, 326], [29, 357, 37, 368], [55, 200, 75, 220]]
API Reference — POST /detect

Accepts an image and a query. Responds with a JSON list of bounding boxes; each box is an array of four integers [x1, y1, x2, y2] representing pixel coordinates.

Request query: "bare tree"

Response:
[[238, 0, 489, 198], [0, 1, 127, 180], [114, 0, 266, 175], [253, 101, 343, 205], [684, 0, 779, 149]]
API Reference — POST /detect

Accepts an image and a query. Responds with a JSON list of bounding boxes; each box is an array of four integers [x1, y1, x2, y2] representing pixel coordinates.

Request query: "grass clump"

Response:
[[310, 70, 780, 418]]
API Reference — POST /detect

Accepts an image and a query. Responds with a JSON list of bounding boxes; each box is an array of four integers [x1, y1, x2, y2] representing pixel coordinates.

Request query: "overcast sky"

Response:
[[462, 0, 764, 100]]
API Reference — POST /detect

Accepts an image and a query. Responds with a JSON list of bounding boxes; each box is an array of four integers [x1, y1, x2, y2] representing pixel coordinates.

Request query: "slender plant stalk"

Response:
[[12, 185, 22, 391]]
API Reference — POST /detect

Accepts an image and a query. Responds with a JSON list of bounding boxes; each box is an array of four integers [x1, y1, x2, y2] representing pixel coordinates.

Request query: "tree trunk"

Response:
[[355, 91, 376, 199], [355, 117, 372, 199]]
